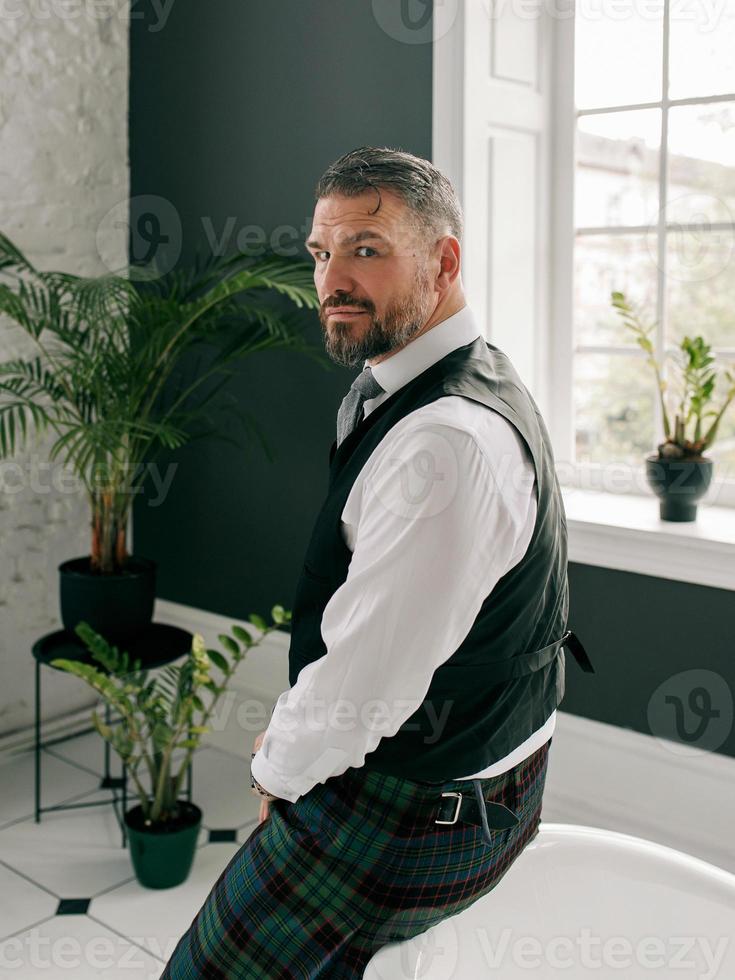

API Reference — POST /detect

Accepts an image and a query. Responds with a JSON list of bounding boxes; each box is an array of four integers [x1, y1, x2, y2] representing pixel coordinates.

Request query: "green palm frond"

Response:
[[0, 230, 326, 571], [0, 230, 38, 274], [59, 272, 136, 323]]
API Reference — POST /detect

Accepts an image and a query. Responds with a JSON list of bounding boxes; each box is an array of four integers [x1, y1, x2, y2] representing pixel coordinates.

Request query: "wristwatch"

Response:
[[250, 752, 277, 801]]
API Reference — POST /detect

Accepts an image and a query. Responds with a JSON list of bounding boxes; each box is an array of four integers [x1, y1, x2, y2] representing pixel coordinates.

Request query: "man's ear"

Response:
[[435, 236, 461, 290]]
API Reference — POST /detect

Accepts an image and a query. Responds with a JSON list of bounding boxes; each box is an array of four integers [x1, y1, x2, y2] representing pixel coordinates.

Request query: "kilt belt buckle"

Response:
[[434, 781, 521, 842], [435, 791, 463, 825]]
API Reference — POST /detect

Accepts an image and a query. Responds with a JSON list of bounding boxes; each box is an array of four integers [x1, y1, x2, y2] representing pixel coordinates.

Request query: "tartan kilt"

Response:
[[159, 737, 552, 979]]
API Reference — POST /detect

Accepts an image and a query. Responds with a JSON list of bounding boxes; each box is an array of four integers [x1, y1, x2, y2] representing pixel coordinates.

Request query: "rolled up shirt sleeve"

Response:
[[250, 420, 536, 803]]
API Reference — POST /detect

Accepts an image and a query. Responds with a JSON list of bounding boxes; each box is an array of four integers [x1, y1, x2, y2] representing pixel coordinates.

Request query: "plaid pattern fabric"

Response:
[[159, 738, 552, 979]]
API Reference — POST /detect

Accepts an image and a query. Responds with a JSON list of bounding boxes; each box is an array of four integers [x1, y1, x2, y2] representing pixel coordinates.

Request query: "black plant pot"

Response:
[[124, 801, 202, 889], [59, 555, 157, 644], [644, 454, 713, 522]]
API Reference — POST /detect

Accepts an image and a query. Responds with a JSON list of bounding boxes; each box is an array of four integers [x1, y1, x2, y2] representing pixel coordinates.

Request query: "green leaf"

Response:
[[271, 605, 287, 625], [231, 625, 253, 646], [207, 649, 229, 672], [217, 634, 239, 657], [91, 712, 114, 742], [248, 613, 268, 632]]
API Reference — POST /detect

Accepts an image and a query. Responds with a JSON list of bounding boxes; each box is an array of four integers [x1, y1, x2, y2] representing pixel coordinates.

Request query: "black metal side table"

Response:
[[32, 621, 194, 848]]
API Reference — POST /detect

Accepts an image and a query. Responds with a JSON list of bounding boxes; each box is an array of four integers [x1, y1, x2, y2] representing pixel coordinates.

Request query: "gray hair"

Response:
[[314, 146, 463, 248]]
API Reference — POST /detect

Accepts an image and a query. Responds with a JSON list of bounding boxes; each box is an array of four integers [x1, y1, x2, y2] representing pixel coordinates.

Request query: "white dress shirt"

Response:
[[250, 304, 556, 803]]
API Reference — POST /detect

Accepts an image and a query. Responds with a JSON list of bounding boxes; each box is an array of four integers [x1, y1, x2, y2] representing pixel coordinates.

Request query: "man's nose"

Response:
[[321, 256, 356, 296]]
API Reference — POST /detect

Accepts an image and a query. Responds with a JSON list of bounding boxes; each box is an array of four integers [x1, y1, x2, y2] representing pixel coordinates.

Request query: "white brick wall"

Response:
[[0, 10, 130, 738]]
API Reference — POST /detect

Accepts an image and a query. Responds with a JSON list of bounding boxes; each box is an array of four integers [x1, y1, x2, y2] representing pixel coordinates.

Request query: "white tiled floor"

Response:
[[2, 702, 733, 979], [0, 726, 263, 979]]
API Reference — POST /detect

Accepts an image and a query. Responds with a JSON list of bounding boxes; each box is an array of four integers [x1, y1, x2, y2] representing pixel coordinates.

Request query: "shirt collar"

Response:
[[364, 304, 481, 399]]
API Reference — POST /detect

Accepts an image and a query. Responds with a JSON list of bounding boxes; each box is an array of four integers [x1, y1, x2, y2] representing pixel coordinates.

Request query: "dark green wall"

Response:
[[565, 564, 734, 758], [130, 1, 734, 760], [129, 0, 434, 620]]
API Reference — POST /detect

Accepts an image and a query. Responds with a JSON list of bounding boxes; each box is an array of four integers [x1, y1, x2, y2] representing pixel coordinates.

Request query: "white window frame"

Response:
[[550, 1, 735, 510], [432, 0, 735, 589]]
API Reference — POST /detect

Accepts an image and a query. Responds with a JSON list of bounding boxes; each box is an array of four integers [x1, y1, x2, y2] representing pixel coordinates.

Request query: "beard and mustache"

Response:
[[319, 263, 434, 370]]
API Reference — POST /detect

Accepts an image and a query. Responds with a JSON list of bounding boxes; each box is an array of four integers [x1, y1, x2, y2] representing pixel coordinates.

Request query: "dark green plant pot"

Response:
[[645, 453, 713, 522], [59, 555, 157, 643], [124, 801, 202, 889]]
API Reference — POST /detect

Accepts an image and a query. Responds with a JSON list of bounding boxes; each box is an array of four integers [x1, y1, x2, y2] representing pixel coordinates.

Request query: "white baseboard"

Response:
[[4, 597, 733, 873], [544, 711, 735, 874]]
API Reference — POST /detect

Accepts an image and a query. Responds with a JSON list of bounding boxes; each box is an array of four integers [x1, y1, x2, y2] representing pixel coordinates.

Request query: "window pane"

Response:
[[574, 234, 659, 347], [574, 0, 663, 110], [576, 110, 661, 228], [667, 102, 735, 225], [708, 410, 735, 479], [666, 228, 735, 349], [668, 0, 735, 100], [574, 354, 656, 465]]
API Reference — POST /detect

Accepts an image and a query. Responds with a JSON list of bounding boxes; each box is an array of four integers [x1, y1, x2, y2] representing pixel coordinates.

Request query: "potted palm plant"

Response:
[[50, 604, 291, 889], [610, 290, 735, 521], [0, 232, 327, 638]]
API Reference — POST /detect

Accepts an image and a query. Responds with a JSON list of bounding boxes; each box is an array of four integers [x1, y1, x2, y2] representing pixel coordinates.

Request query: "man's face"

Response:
[[305, 189, 439, 368]]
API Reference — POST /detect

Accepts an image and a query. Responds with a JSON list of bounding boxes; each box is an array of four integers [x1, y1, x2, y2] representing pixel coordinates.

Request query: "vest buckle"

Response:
[[435, 791, 462, 825]]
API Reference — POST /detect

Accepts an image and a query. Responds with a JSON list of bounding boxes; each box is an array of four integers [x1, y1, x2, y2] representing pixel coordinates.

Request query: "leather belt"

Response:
[[434, 779, 520, 844]]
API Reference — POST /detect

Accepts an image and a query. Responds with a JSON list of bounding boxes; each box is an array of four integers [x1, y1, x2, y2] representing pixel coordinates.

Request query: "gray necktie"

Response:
[[336, 366, 385, 447]]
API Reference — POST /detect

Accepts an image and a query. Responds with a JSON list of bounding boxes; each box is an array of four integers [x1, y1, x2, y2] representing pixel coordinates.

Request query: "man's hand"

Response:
[[252, 730, 273, 825], [258, 795, 271, 824]]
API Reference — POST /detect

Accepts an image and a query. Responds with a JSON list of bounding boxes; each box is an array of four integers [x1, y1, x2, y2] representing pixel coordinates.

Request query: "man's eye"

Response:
[[313, 247, 378, 262]]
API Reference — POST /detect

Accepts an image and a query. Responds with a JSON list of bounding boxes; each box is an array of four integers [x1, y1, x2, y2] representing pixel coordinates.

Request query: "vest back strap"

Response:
[[483, 630, 594, 682]]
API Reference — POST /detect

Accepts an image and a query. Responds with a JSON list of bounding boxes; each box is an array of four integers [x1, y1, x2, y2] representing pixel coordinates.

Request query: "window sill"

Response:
[[561, 487, 735, 591]]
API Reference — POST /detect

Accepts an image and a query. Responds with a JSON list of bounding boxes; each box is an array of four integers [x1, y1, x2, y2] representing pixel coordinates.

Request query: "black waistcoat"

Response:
[[287, 335, 593, 780]]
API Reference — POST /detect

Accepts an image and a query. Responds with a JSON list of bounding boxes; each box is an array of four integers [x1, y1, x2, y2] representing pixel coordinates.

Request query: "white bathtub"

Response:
[[364, 823, 735, 979]]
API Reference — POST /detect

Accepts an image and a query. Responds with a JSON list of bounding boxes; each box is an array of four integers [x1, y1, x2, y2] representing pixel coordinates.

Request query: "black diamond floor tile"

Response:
[[208, 829, 238, 843], [56, 898, 91, 915]]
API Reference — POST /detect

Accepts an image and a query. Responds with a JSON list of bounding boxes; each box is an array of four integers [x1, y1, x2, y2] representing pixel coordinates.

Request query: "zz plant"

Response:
[[611, 290, 735, 459], [50, 605, 291, 826]]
